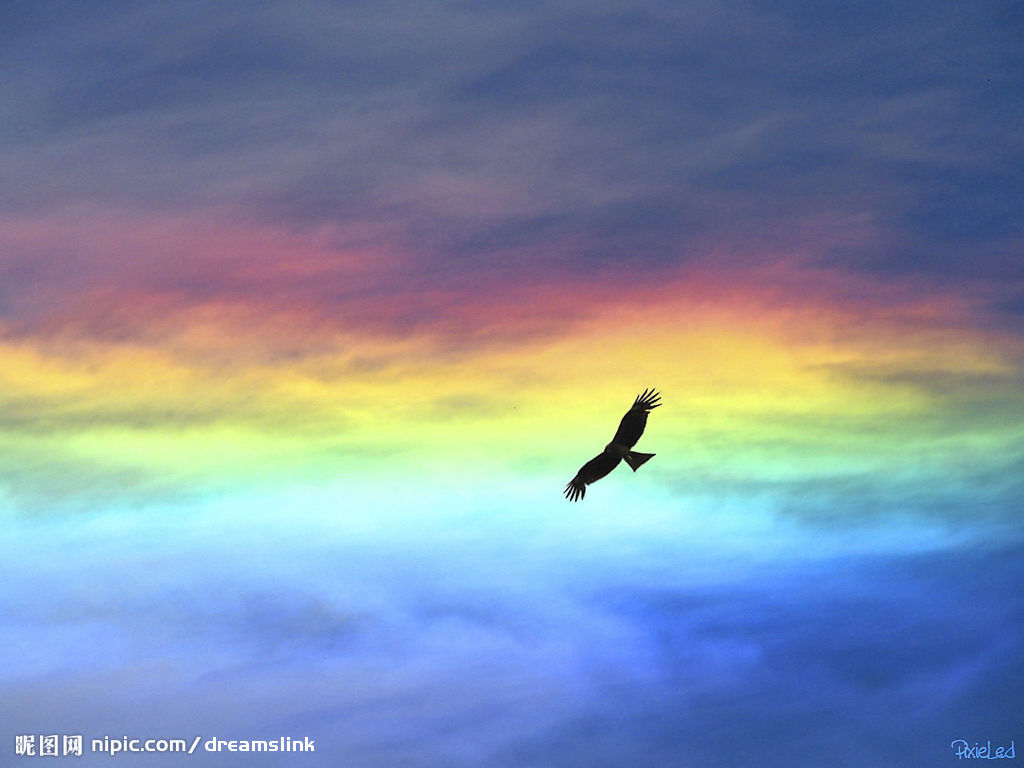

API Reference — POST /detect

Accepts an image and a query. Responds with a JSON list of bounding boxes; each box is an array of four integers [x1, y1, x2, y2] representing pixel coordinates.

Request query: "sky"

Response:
[[1, 1, 1022, 766]]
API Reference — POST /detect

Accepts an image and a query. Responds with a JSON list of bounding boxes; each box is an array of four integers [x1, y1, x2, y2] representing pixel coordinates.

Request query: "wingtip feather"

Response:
[[564, 479, 585, 502], [633, 387, 662, 410]]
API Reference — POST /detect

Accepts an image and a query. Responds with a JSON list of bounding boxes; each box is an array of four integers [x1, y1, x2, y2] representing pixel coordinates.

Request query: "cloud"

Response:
[[1, 497, 1021, 766], [1, 217, 1020, 514], [1, 0, 1019, 297], [2, 3, 1022, 765]]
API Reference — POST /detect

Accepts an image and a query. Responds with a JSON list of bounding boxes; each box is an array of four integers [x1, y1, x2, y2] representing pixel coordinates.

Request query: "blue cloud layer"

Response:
[[1, 492, 1021, 767]]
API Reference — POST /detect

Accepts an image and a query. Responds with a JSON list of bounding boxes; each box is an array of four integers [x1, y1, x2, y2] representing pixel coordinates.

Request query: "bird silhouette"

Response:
[[564, 389, 661, 501]]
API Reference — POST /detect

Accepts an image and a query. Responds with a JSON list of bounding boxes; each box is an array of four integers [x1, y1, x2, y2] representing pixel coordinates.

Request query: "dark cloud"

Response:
[[1, 0, 1019, 315]]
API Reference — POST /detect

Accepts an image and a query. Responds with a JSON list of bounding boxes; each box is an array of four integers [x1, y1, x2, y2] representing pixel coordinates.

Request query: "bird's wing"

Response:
[[564, 452, 621, 501], [610, 388, 661, 447]]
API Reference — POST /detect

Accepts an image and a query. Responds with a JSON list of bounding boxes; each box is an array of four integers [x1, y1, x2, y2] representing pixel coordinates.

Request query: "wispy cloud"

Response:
[[1, 499, 1020, 766], [2, 1, 1019, 291], [1, 3, 1021, 760]]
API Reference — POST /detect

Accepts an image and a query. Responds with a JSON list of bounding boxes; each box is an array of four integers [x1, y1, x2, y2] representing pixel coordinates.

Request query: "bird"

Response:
[[564, 388, 661, 501]]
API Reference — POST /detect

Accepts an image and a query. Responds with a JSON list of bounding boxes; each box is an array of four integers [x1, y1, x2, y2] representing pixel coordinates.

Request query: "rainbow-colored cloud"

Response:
[[1, 2, 1021, 765]]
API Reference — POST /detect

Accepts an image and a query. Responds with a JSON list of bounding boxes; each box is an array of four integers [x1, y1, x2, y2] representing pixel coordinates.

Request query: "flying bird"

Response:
[[564, 388, 661, 501]]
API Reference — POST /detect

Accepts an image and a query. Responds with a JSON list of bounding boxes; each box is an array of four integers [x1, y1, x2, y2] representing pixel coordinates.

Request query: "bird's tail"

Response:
[[623, 451, 655, 471]]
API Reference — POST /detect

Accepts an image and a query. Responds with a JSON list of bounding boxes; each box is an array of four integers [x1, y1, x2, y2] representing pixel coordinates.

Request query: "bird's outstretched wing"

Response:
[[564, 452, 621, 502], [611, 388, 661, 447]]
